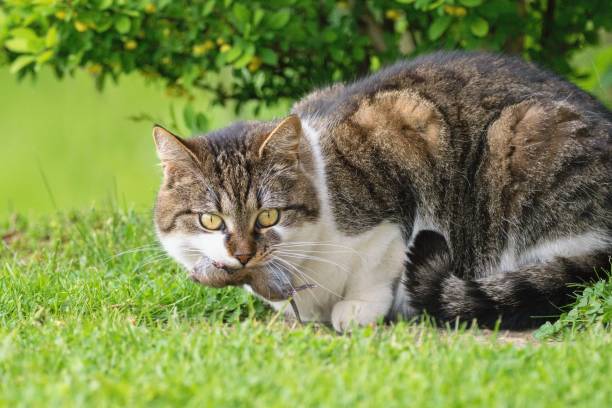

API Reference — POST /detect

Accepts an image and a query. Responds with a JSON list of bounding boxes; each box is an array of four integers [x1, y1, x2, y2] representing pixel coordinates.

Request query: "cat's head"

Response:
[[153, 115, 320, 300]]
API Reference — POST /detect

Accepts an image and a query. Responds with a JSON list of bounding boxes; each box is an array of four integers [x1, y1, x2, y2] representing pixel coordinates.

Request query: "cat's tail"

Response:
[[402, 231, 611, 330]]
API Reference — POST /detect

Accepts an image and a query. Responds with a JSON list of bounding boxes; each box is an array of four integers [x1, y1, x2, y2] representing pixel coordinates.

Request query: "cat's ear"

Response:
[[257, 115, 302, 160], [152, 125, 200, 165]]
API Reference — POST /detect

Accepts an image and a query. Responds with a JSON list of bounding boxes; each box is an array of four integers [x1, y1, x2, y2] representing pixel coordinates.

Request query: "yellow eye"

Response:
[[199, 213, 224, 231], [256, 209, 280, 228]]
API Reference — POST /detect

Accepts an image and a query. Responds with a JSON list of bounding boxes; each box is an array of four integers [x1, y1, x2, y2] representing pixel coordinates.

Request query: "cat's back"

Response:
[[295, 51, 609, 125], [294, 51, 611, 258]]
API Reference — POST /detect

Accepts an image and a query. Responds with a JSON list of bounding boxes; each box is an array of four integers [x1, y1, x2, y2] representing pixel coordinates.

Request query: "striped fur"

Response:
[[154, 52, 611, 330]]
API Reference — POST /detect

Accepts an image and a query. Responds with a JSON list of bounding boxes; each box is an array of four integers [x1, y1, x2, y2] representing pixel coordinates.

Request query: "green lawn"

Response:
[[1, 210, 611, 407]]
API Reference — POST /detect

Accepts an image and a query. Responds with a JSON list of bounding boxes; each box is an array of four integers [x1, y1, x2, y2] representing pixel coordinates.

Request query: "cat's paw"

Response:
[[331, 300, 384, 333]]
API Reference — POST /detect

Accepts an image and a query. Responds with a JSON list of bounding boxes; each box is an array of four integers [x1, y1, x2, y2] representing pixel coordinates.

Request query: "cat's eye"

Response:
[[199, 213, 224, 231], [256, 209, 280, 228]]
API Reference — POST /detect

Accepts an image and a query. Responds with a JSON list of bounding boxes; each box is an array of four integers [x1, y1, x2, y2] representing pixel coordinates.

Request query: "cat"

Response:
[[153, 51, 611, 331]]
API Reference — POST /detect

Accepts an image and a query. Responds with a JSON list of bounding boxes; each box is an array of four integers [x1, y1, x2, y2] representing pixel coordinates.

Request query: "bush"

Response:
[[1, 0, 610, 129]]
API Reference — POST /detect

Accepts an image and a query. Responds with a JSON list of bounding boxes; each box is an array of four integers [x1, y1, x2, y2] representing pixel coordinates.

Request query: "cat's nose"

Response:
[[234, 252, 254, 266]]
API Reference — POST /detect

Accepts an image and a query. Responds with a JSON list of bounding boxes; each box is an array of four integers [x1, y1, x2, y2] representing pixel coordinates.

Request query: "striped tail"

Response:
[[402, 231, 611, 330]]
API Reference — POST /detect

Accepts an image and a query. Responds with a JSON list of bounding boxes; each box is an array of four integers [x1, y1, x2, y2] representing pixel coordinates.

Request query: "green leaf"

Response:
[[45, 26, 59, 48], [267, 10, 291, 30], [202, 0, 215, 16], [259, 48, 278, 66], [322, 29, 337, 43], [414, 0, 431, 10], [195, 112, 210, 132], [459, 0, 483, 7], [99, 0, 114, 9], [427, 15, 451, 40], [9, 28, 39, 42], [36, 49, 55, 64], [232, 3, 250, 25], [183, 104, 196, 131], [470, 17, 489, 37], [94, 20, 113, 33], [253, 71, 266, 91], [9, 55, 35, 73], [224, 44, 243, 63], [233, 44, 255, 68], [5, 33, 44, 54], [5, 38, 31, 53], [253, 8, 265, 27], [115, 16, 131, 34], [370, 55, 381, 72], [427, 0, 445, 11], [395, 18, 408, 34]]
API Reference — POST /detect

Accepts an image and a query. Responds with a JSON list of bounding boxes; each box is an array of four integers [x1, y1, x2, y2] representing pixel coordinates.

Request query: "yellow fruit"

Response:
[[385, 9, 401, 21], [74, 21, 88, 32], [87, 64, 102, 75], [192, 40, 215, 56], [192, 43, 207, 56], [54, 10, 66, 20], [248, 56, 262, 72], [144, 3, 156, 14], [443, 5, 467, 17], [219, 44, 231, 53], [124, 40, 138, 50], [336, 1, 350, 11], [216, 38, 225, 46], [203, 40, 215, 51], [165, 85, 186, 97]]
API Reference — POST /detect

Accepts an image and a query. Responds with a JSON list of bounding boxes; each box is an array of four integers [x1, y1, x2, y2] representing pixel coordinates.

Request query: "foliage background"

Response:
[[0, 0, 611, 214]]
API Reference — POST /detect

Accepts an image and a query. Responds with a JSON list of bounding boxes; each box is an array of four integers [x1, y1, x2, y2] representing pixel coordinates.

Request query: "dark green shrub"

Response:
[[1, 0, 610, 128]]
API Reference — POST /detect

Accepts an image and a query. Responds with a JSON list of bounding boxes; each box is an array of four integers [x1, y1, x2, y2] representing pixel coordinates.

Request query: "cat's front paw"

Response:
[[331, 300, 385, 332]]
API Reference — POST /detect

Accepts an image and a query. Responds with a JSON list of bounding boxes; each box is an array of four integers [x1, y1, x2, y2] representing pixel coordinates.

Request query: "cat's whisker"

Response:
[[274, 242, 368, 265], [133, 253, 171, 271], [275, 248, 366, 265], [274, 256, 344, 299], [278, 260, 332, 307], [274, 251, 353, 275], [270, 259, 324, 307], [275, 241, 358, 249], [107, 244, 163, 261], [274, 242, 365, 257], [268, 260, 323, 308], [269, 258, 323, 307], [274, 248, 354, 254], [275, 243, 361, 253], [282, 257, 390, 305], [180, 248, 204, 254]]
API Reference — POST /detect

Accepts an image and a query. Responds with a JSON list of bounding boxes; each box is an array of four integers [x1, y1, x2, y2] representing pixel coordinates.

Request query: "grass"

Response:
[[535, 274, 612, 338], [1, 209, 611, 407]]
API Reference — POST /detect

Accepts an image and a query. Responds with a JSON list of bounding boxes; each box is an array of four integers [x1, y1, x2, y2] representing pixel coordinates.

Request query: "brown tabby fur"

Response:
[[155, 52, 611, 328]]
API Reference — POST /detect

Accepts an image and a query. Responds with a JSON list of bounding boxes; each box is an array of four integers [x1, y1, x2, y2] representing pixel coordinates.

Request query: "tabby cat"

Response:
[[153, 52, 611, 331]]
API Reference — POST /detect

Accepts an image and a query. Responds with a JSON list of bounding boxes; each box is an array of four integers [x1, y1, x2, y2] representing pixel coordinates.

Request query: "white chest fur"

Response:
[[264, 120, 408, 330], [271, 220, 406, 324]]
